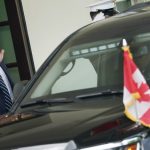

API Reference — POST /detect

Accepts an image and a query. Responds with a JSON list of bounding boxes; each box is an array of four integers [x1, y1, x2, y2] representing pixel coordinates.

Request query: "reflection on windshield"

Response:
[[52, 58, 97, 94], [27, 32, 150, 100]]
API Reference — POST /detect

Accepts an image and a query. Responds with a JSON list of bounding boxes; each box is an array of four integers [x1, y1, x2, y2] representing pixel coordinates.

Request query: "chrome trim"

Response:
[[80, 136, 141, 150], [14, 136, 144, 150]]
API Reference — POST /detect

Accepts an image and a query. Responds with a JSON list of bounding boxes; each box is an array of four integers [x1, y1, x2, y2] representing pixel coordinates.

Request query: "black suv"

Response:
[[0, 5, 150, 150]]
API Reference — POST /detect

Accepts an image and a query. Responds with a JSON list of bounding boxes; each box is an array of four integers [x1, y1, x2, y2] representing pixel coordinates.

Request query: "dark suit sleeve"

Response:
[[0, 61, 14, 89]]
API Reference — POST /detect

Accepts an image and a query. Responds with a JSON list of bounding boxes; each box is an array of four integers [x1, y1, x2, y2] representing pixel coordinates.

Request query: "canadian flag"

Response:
[[123, 39, 150, 127]]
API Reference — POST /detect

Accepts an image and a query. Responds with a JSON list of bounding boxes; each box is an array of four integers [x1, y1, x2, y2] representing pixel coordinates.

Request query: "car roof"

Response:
[[66, 10, 150, 48]]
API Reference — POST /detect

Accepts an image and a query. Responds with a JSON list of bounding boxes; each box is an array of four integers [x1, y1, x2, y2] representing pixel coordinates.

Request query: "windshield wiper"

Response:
[[21, 90, 122, 108], [21, 98, 73, 108], [76, 90, 123, 99]]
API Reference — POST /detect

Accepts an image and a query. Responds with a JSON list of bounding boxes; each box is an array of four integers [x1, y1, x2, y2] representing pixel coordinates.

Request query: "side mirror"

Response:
[[13, 80, 28, 100]]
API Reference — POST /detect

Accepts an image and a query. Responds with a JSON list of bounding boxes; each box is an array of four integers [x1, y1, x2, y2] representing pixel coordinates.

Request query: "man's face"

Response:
[[0, 49, 5, 63]]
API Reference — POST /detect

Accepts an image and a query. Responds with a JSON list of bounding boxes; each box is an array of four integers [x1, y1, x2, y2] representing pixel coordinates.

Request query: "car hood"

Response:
[[0, 96, 145, 149]]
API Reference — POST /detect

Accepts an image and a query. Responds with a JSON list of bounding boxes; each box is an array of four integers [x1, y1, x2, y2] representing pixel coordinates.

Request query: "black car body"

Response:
[[0, 7, 150, 150]]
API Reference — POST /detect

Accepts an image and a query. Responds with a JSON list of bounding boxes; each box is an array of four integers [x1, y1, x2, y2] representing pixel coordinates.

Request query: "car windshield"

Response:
[[31, 38, 124, 97], [22, 13, 150, 102]]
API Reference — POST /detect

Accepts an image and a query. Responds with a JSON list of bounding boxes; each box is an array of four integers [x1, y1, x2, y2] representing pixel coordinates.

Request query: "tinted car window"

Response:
[[20, 12, 150, 103]]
